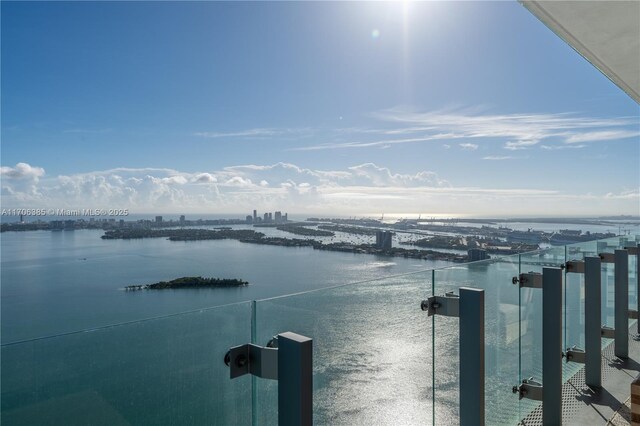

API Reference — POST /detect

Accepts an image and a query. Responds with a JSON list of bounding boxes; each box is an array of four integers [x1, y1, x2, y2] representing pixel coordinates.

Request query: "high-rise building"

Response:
[[155, 216, 163, 223], [268, 212, 273, 221], [253, 210, 257, 221], [468, 248, 489, 262], [179, 215, 185, 224], [375, 231, 392, 250], [264, 213, 269, 222], [246, 215, 253, 224], [275, 211, 282, 223]]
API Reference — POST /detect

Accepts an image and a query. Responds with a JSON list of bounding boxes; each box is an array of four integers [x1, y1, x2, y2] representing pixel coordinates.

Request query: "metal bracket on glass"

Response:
[[513, 378, 543, 401], [512, 272, 542, 288], [599, 252, 615, 263], [601, 326, 615, 339], [630, 310, 639, 320], [421, 292, 459, 317], [225, 332, 313, 426], [422, 288, 485, 425], [225, 341, 279, 380], [564, 260, 585, 273], [565, 346, 586, 364]]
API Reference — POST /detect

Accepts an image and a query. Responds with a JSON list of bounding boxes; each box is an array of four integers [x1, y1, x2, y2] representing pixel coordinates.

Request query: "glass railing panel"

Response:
[[598, 237, 622, 336], [1, 302, 253, 426], [630, 236, 640, 334], [601, 257, 616, 350], [563, 240, 599, 382], [630, 244, 638, 315], [598, 236, 639, 337], [432, 254, 520, 425], [253, 271, 433, 426], [625, 237, 639, 316], [517, 246, 564, 417], [623, 235, 639, 331]]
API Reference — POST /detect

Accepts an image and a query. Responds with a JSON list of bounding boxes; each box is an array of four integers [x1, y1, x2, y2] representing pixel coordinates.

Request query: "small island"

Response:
[[125, 276, 248, 291], [275, 225, 335, 237]]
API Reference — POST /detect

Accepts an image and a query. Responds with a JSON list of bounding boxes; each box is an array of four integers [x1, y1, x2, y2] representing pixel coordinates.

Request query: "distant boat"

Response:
[[549, 230, 615, 245], [506, 229, 544, 244]]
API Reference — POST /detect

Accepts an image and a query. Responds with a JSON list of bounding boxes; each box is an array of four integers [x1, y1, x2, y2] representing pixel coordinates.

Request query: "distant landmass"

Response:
[[124, 276, 248, 291]]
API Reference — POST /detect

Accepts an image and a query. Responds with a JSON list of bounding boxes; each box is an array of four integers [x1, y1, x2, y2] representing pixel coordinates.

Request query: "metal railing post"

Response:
[[565, 257, 601, 388], [422, 287, 485, 426], [636, 244, 640, 335], [460, 287, 485, 426], [625, 244, 640, 335], [585, 256, 602, 387], [278, 332, 313, 426], [615, 249, 629, 359], [225, 331, 313, 426], [636, 244, 639, 335], [543, 267, 562, 425]]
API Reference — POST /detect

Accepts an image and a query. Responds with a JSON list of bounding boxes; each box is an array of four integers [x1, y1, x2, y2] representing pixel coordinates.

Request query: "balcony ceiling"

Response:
[[521, 0, 640, 104]]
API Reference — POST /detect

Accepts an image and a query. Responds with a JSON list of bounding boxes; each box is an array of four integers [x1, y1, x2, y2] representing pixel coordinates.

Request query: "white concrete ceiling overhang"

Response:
[[521, 0, 640, 104]]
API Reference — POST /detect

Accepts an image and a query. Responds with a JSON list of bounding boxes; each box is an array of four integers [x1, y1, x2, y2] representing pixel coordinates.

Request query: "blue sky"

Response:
[[2, 1, 639, 216]]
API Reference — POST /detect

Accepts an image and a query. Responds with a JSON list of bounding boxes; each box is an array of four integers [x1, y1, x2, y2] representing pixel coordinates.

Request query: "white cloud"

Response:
[[347, 163, 449, 187], [605, 189, 640, 200], [482, 156, 513, 160], [291, 135, 458, 151], [194, 128, 280, 138], [564, 130, 640, 144], [1, 162, 46, 200], [504, 140, 539, 150], [1, 162, 45, 180], [194, 173, 217, 183], [459, 143, 478, 151], [193, 108, 637, 154], [152, 176, 188, 185], [194, 127, 312, 139], [1, 162, 637, 216], [224, 176, 254, 187], [368, 107, 637, 151], [540, 144, 586, 150], [287, 107, 636, 152]]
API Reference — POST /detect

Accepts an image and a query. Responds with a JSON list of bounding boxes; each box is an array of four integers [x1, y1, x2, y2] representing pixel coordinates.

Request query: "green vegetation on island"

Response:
[[104, 228, 469, 261], [102, 228, 263, 241], [125, 276, 248, 291], [275, 225, 335, 237], [317, 224, 379, 236], [403, 235, 539, 254]]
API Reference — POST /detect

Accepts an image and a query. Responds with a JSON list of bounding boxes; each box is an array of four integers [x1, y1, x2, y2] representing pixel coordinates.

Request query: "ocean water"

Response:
[[1, 229, 451, 343], [1, 227, 452, 425], [2, 229, 635, 425]]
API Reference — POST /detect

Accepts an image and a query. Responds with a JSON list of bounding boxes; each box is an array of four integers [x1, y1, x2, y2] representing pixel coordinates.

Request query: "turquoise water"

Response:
[[3, 230, 634, 425], [1, 228, 450, 425], [1, 229, 450, 343]]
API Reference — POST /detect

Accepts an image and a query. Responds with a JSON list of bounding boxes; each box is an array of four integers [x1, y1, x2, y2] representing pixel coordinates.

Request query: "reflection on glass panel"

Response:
[[254, 271, 433, 426], [598, 237, 624, 348], [433, 255, 521, 424], [518, 246, 564, 417], [563, 241, 598, 382], [630, 249, 638, 313], [1, 303, 253, 426]]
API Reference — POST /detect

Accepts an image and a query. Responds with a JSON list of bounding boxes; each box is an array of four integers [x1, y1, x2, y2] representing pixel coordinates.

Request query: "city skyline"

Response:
[[2, 1, 638, 216]]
